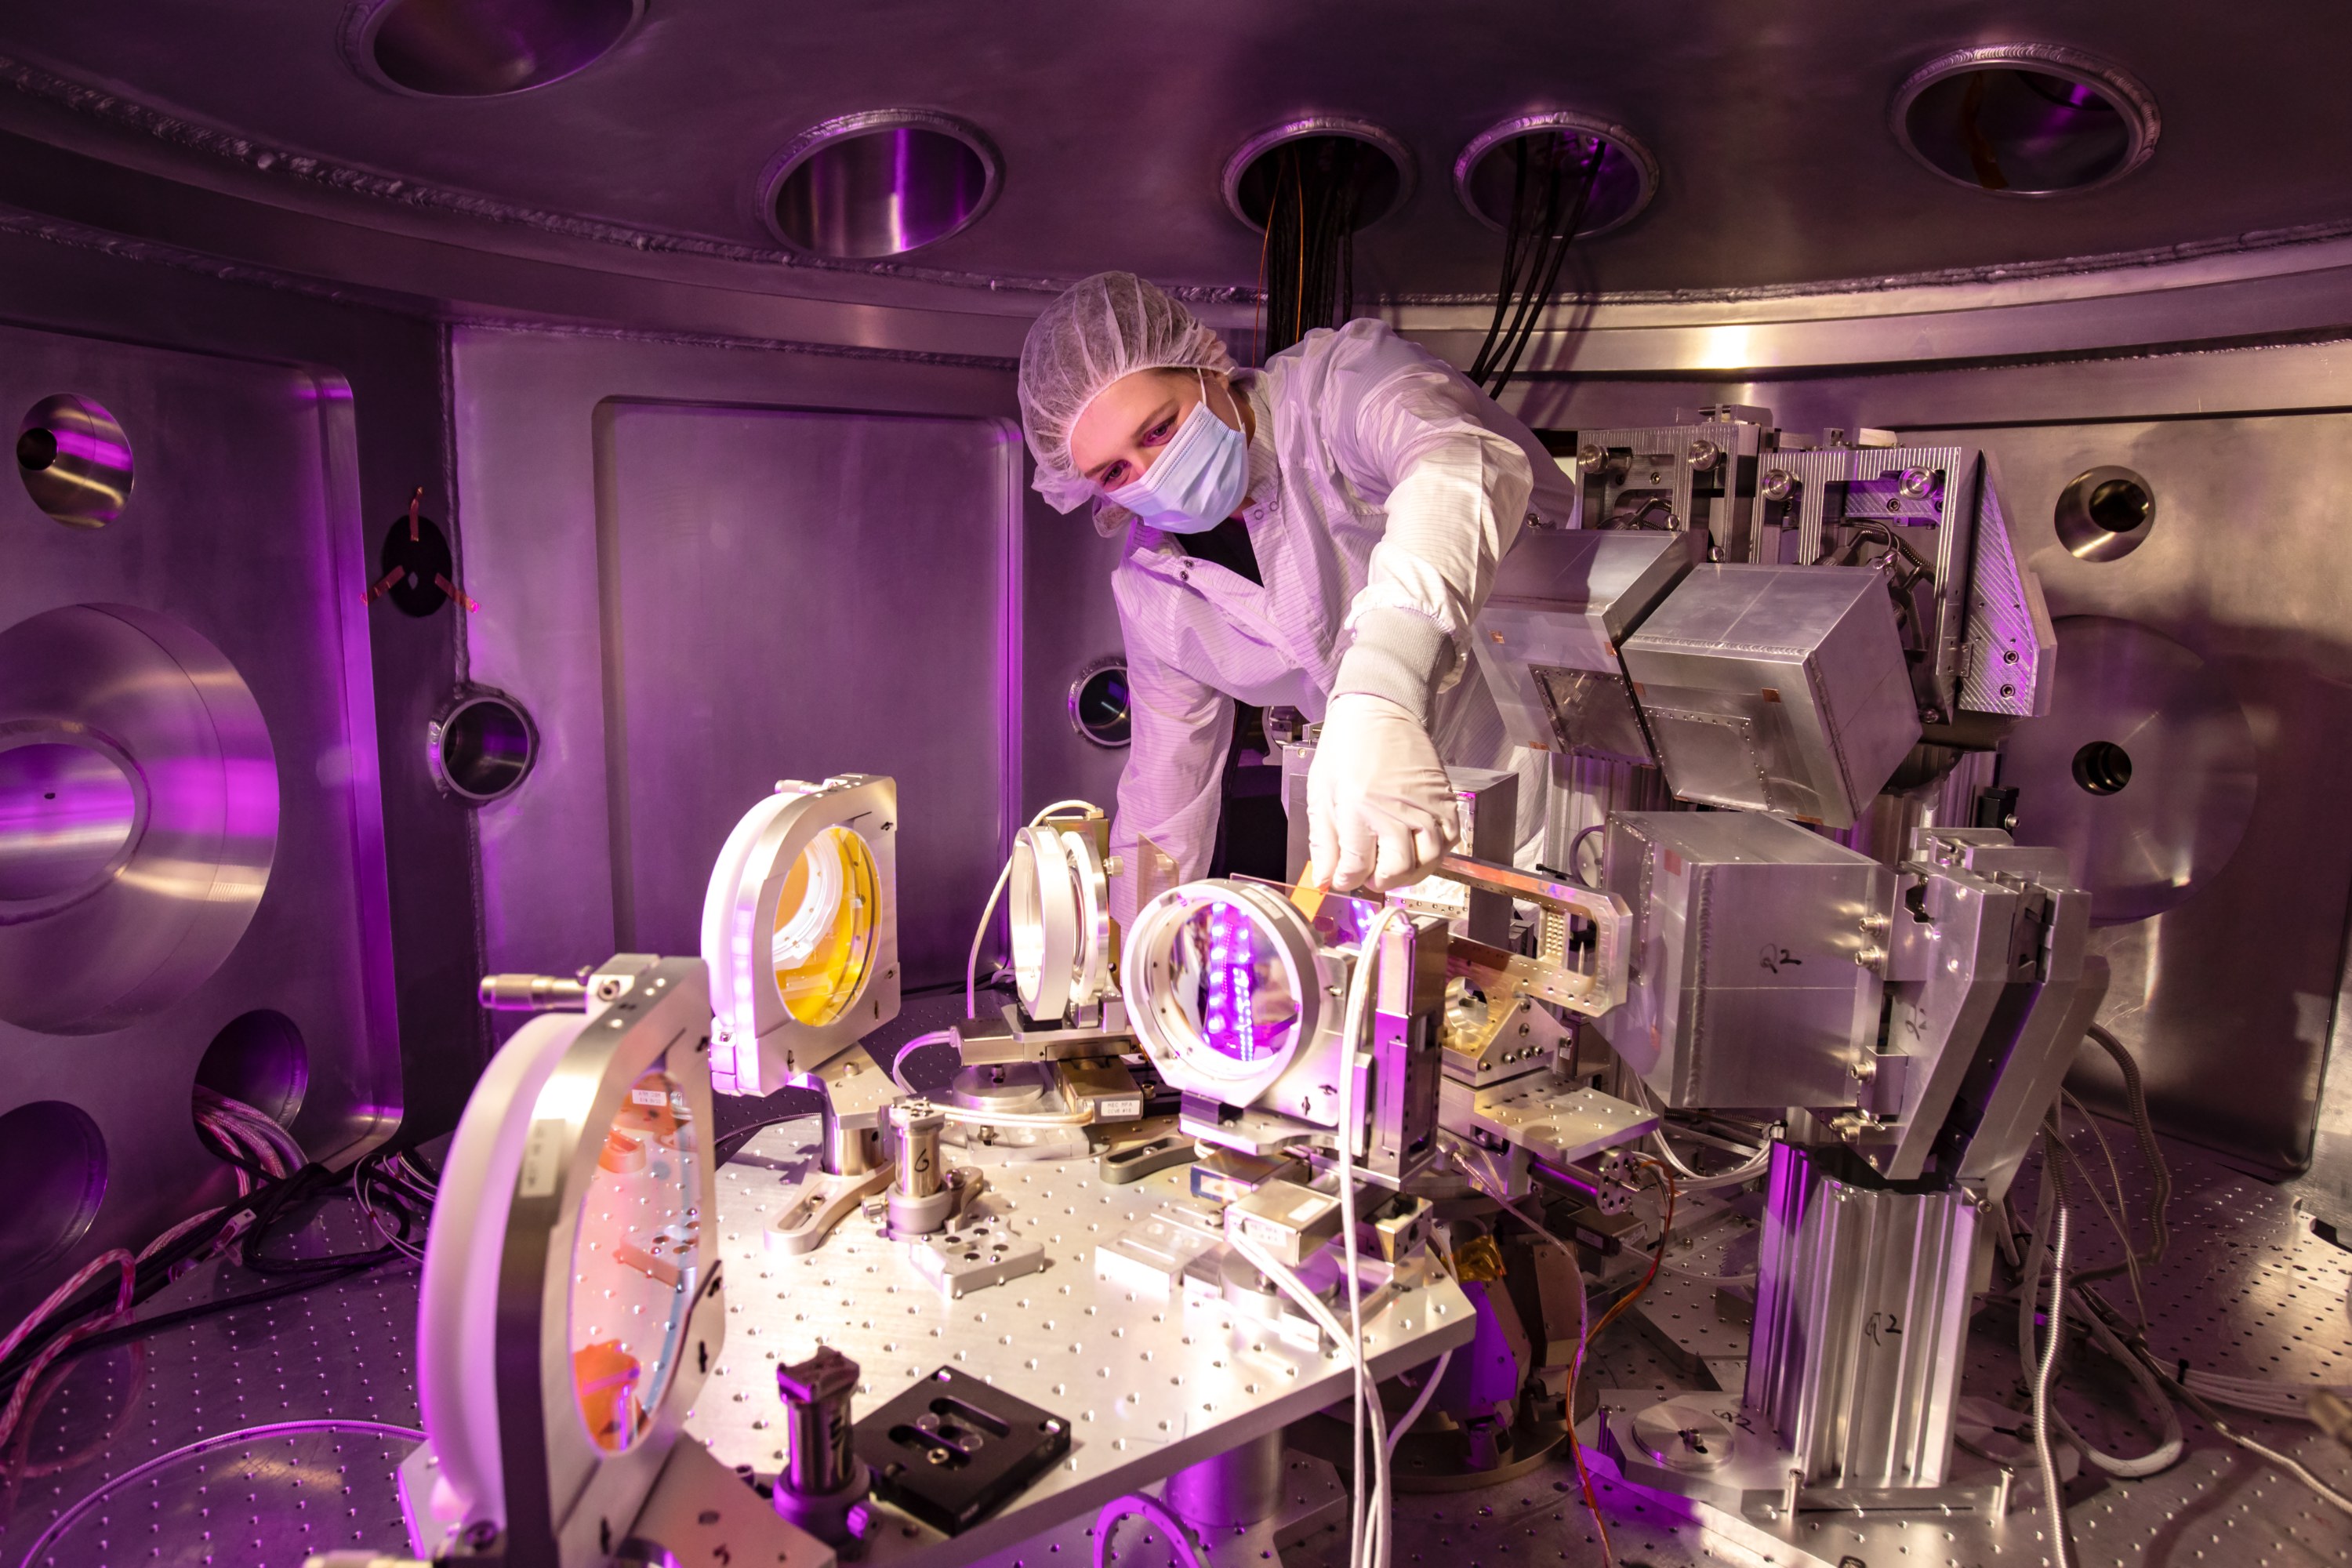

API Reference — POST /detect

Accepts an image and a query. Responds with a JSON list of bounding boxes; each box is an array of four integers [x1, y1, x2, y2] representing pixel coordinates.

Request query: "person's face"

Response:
[[1067, 368, 1240, 496]]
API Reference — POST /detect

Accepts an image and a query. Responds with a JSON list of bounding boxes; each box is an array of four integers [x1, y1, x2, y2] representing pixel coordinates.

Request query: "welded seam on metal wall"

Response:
[[440, 319, 493, 1063], [589, 397, 639, 955]]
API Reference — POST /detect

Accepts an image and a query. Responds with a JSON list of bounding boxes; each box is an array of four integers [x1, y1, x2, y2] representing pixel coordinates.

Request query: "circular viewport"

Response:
[[1224, 120, 1412, 234], [2072, 740, 2133, 796], [1895, 45, 2158, 195], [2055, 465, 2156, 561], [18, 394, 132, 529], [430, 691, 537, 804], [766, 112, 1000, 259], [1455, 113, 1657, 238], [355, 0, 641, 96]]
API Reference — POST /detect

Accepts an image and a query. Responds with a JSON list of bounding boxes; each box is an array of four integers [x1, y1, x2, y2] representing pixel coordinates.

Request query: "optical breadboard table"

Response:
[[685, 1119, 1476, 1565]]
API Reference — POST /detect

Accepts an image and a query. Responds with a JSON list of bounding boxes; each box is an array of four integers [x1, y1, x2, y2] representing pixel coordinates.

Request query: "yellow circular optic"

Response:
[[771, 825, 880, 1026]]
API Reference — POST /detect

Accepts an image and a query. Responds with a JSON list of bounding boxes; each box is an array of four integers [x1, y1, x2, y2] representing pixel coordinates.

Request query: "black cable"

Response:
[[1486, 136, 1605, 399]]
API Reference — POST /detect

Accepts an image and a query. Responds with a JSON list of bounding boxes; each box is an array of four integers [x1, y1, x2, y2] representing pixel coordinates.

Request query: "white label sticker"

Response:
[[630, 1087, 668, 1107], [518, 1118, 568, 1198]]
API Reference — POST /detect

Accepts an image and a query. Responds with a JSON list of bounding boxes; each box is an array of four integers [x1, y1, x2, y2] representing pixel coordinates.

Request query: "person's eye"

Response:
[[1101, 461, 1128, 488], [1142, 418, 1177, 446]]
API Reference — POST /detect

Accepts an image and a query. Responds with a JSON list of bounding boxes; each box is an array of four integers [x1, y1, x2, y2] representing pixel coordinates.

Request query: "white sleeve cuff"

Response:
[[1332, 607, 1451, 728]]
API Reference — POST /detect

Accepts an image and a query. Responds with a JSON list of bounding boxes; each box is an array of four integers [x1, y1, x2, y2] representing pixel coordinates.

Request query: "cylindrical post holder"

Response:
[[774, 1345, 869, 1541], [891, 1102, 943, 1199], [1164, 1429, 1283, 1529]]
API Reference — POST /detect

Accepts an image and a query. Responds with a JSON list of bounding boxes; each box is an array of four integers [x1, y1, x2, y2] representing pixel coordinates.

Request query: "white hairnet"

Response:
[[1018, 271, 1234, 516]]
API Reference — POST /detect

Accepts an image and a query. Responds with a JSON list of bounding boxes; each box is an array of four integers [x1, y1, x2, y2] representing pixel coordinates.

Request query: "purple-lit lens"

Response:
[[1180, 902, 1296, 1064]]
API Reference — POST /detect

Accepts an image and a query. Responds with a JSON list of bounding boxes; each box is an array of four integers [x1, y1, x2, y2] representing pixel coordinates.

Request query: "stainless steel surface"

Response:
[[8, 1114, 2342, 1568], [761, 111, 1001, 260], [597, 403, 993, 984], [14, 392, 130, 530], [1600, 811, 1891, 1110], [0, 739, 134, 902], [449, 327, 1022, 989], [891, 1103, 945, 1202], [1162, 1428, 1283, 1528], [689, 1121, 1476, 1567], [0, 319, 396, 1317], [2002, 615, 2259, 926], [0, 604, 276, 1036], [1470, 528, 1700, 764], [1891, 44, 2160, 198], [2053, 464, 2157, 563], [1744, 1145, 1976, 1490], [1621, 565, 1922, 829], [1903, 412, 2352, 1176]]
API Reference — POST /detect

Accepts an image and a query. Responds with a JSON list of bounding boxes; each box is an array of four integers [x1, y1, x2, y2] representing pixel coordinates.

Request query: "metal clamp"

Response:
[[1428, 852, 1632, 1018]]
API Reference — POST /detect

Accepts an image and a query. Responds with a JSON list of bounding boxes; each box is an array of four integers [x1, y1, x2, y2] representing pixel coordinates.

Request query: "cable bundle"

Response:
[[0, 1094, 434, 1454], [1466, 132, 1606, 401], [1255, 140, 1365, 361]]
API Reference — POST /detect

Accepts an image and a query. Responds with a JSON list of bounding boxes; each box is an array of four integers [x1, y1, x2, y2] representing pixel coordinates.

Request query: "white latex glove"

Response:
[[1307, 693, 1460, 892]]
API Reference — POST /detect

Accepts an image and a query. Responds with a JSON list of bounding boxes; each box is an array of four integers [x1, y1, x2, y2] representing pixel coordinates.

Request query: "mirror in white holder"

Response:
[[409, 956, 736, 1566], [702, 775, 899, 1096]]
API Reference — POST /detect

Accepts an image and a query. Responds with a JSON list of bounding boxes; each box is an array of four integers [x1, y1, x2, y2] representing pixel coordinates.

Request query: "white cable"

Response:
[[889, 1030, 958, 1093], [1385, 1348, 1453, 1459], [1338, 905, 1405, 1568], [967, 800, 1102, 1014], [1230, 1231, 1389, 1568], [1090, 1491, 1207, 1568], [1625, 1076, 1772, 1189]]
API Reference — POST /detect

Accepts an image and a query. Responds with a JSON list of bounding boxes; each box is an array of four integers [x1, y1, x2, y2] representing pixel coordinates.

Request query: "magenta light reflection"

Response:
[[1203, 902, 1261, 1062]]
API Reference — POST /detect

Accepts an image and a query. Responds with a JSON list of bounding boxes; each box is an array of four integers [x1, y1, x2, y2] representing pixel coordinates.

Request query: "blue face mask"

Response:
[[1105, 374, 1250, 534]]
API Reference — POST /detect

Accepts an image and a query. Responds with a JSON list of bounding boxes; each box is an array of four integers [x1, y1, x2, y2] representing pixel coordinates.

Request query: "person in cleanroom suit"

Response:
[[1018, 271, 1574, 922]]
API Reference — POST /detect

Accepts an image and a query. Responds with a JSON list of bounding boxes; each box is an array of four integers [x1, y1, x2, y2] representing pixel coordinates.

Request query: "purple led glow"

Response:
[[1200, 902, 1261, 1062]]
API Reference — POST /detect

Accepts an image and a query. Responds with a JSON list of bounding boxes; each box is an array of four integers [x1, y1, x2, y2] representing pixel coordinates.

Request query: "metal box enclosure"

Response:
[[1620, 564, 1921, 829], [1599, 812, 1892, 1109], [1470, 528, 1700, 763]]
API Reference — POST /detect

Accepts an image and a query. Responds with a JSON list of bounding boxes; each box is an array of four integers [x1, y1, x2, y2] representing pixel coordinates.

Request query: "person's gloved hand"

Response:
[[1307, 693, 1460, 891]]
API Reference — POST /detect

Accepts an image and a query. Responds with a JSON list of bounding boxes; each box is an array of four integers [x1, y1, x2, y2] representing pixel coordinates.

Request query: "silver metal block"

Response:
[[909, 1212, 1047, 1298], [1469, 528, 1701, 762], [1621, 564, 1922, 828], [1436, 1077, 1657, 1168], [1743, 1145, 1976, 1490], [1600, 812, 1893, 1110]]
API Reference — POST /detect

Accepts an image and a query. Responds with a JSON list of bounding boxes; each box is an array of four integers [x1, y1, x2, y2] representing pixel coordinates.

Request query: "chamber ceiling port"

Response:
[[430, 688, 538, 804], [0, 604, 278, 1036], [346, 0, 641, 96], [1893, 45, 2159, 195], [17, 394, 131, 529], [1454, 112, 1658, 238], [1222, 118, 1414, 234], [2055, 464, 2156, 561], [763, 111, 1001, 259], [0, 1101, 107, 1276]]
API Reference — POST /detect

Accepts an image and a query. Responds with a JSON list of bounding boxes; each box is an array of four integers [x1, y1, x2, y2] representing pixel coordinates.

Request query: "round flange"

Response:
[[2054, 464, 2156, 562], [1892, 44, 2160, 196], [1452, 111, 1658, 239], [341, 0, 644, 98], [760, 110, 1001, 259], [1221, 117, 1415, 234]]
